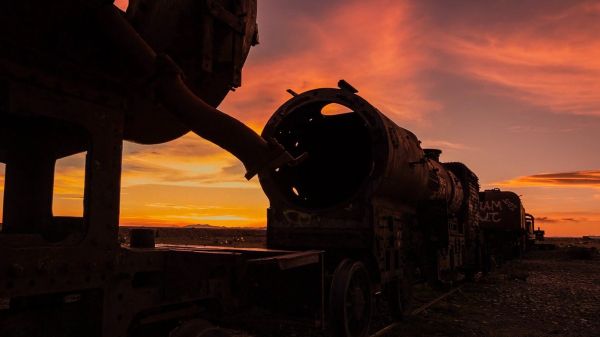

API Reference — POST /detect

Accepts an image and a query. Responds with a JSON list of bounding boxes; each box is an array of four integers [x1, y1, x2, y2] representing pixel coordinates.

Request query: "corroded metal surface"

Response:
[[0, 0, 258, 145], [479, 188, 535, 260], [259, 82, 483, 336]]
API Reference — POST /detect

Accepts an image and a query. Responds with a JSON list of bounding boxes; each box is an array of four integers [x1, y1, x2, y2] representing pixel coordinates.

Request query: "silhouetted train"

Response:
[[258, 81, 538, 337], [479, 188, 536, 264]]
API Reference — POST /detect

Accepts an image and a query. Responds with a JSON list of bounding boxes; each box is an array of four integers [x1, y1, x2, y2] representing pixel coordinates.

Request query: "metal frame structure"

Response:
[[0, 2, 324, 336]]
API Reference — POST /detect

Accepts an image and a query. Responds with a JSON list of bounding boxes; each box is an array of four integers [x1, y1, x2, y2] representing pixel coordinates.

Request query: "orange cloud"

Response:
[[122, 134, 256, 188], [0, 142, 263, 225], [433, 1, 600, 115], [51, 154, 86, 217], [499, 170, 600, 188], [120, 184, 267, 227], [486, 173, 600, 236], [420, 140, 474, 151], [71, 137, 263, 223], [533, 211, 600, 237], [220, 0, 438, 126]]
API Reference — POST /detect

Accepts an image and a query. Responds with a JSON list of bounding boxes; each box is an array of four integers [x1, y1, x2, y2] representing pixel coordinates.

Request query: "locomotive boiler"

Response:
[[259, 81, 481, 337]]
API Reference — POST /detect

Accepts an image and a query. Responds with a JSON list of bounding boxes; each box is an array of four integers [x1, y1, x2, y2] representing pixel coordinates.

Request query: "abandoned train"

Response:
[[479, 188, 537, 263], [0, 1, 540, 337], [258, 82, 482, 337], [257, 81, 539, 337]]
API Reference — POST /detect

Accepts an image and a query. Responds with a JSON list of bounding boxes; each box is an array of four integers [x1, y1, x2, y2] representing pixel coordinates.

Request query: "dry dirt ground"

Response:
[[119, 228, 600, 337], [376, 238, 600, 337], [119, 226, 267, 248]]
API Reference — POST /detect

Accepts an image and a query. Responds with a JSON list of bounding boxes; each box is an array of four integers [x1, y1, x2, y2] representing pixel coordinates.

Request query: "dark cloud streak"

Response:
[[501, 170, 600, 187]]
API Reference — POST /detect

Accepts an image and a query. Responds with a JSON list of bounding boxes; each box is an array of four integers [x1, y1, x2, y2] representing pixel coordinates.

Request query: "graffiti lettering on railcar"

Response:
[[479, 198, 518, 223], [480, 200, 504, 223], [480, 211, 502, 223]]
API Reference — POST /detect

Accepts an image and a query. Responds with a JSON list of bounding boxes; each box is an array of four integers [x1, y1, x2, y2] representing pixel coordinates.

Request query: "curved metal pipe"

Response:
[[93, 4, 293, 179]]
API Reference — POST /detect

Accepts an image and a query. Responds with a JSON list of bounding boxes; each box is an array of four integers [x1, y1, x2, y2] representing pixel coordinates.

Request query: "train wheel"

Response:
[[329, 259, 373, 337], [169, 319, 231, 337]]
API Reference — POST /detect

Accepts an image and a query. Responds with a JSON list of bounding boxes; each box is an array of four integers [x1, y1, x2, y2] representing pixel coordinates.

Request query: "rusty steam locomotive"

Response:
[[258, 83, 482, 337], [256, 83, 539, 337], [0, 1, 539, 337]]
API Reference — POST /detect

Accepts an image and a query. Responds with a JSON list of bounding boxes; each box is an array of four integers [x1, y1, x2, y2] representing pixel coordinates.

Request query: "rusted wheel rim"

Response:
[[330, 259, 372, 337]]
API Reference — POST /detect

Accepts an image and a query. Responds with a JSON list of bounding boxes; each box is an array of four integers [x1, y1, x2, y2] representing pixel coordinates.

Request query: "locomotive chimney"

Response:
[[424, 149, 442, 162]]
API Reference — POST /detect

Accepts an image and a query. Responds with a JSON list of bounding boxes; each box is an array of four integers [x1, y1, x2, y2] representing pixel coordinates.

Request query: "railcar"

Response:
[[478, 188, 535, 263]]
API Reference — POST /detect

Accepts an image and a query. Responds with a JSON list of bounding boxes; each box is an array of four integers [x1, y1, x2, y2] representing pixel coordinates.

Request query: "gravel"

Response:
[[378, 239, 600, 337]]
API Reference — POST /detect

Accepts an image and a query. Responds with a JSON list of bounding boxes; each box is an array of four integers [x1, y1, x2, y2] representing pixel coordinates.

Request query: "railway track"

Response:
[[370, 285, 465, 337]]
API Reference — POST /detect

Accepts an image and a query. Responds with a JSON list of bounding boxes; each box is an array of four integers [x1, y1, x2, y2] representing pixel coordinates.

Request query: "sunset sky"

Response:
[[1, 0, 600, 236]]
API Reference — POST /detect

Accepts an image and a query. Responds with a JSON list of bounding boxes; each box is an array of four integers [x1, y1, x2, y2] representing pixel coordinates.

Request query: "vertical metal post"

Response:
[[2, 143, 55, 233]]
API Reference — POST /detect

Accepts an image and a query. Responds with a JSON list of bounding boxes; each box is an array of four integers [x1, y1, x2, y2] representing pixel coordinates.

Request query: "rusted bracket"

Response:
[[203, 0, 253, 86], [205, 0, 245, 33]]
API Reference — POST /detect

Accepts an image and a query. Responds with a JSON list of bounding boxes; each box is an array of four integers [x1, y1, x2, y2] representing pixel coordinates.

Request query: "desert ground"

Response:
[[374, 238, 600, 337], [119, 227, 600, 337]]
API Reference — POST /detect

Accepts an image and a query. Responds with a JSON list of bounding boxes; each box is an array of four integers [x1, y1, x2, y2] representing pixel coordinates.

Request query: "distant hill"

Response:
[[119, 224, 265, 230], [183, 224, 266, 230], [183, 223, 214, 229]]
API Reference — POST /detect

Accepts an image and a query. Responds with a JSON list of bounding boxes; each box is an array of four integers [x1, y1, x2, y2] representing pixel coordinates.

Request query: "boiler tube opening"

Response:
[[264, 102, 373, 209]]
